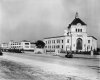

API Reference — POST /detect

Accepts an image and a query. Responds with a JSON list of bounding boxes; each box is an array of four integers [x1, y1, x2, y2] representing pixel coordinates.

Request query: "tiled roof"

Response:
[[68, 18, 86, 28]]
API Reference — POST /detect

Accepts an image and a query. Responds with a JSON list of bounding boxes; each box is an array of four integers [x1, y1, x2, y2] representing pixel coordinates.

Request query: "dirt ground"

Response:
[[0, 52, 99, 80]]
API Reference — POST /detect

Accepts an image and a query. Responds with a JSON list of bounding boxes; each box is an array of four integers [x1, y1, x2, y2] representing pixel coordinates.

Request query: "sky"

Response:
[[0, 0, 100, 47]]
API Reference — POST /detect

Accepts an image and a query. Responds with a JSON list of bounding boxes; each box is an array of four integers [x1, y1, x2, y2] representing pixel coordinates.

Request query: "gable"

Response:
[[68, 18, 86, 28]]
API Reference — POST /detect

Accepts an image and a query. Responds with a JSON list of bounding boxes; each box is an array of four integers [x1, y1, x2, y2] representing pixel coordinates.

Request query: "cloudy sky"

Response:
[[0, 0, 100, 47]]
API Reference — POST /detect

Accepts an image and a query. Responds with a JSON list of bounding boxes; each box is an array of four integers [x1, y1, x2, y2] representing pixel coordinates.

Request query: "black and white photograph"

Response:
[[0, 0, 100, 80]]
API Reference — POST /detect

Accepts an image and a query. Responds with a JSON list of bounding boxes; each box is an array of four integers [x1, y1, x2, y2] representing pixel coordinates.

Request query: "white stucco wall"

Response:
[[43, 36, 65, 52], [21, 42, 35, 50], [43, 17, 97, 52]]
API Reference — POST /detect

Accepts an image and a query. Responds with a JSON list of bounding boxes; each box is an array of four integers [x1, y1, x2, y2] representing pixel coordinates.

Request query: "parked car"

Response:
[[0, 50, 3, 56], [65, 52, 73, 58]]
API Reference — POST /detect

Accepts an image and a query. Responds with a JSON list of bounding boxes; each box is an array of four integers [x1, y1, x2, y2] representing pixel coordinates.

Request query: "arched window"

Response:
[[76, 29, 77, 32], [78, 29, 80, 32], [76, 38, 82, 50], [81, 29, 82, 32]]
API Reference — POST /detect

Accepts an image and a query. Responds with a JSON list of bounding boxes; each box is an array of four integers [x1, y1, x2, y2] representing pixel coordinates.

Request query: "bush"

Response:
[[94, 51, 100, 55], [75, 51, 91, 55], [0, 51, 3, 56], [60, 50, 66, 53], [46, 50, 55, 52], [7, 49, 23, 53], [35, 51, 42, 54]]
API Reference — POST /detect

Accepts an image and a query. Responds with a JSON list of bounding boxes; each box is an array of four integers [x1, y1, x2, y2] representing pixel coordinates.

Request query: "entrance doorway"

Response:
[[76, 38, 82, 50]]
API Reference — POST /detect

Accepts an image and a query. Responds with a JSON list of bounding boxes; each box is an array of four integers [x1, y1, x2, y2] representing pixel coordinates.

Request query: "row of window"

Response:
[[76, 29, 82, 32], [11, 43, 21, 45], [45, 45, 63, 49], [25, 46, 35, 48], [11, 46, 21, 48], [25, 46, 29, 48], [46, 39, 64, 44], [25, 43, 29, 45], [45, 39, 70, 44]]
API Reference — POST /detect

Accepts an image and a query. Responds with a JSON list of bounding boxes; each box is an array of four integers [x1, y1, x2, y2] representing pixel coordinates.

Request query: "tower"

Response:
[[75, 12, 79, 18]]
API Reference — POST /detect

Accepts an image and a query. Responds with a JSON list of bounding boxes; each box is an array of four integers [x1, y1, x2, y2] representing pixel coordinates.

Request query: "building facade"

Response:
[[1, 43, 9, 51], [1, 40, 36, 51], [43, 13, 97, 52], [8, 40, 22, 49], [21, 40, 36, 51]]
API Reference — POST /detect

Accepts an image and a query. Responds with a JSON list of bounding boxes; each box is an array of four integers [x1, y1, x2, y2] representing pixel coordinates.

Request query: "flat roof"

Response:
[[44, 36, 65, 39]]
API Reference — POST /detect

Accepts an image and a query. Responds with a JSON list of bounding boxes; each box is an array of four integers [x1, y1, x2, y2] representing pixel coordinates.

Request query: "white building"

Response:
[[1, 43, 9, 51], [8, 40, 22, 49], [1, 40, 36, 51], [43, 13, 97, 52], [21, 40, 36, 51]]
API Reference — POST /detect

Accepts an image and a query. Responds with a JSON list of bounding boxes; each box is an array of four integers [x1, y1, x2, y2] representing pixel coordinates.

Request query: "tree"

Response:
[[97, 48, 100, 52], [35, 40, 45, 48]]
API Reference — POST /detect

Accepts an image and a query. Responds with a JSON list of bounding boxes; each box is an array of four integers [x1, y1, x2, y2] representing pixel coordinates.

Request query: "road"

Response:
[[0, 52, 100, 80]]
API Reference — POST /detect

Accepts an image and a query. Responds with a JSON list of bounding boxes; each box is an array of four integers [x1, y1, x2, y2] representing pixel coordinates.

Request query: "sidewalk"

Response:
[[3, 51, 100, 59], [59, 53, 100, 59], [24, 51, 100, 59]]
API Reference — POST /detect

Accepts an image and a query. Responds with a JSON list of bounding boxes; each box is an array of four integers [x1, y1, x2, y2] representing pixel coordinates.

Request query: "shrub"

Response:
[[35, 51, 42, 54]]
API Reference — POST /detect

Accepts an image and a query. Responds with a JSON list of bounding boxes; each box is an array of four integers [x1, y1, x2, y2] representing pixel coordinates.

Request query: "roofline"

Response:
[[30, 42, 35, 44], [44, 36, 66, 39], [68, 17, 87, 28], [2, 43, 8, 44], [21, 40, 30, 42], [88, 36, 97, 40]]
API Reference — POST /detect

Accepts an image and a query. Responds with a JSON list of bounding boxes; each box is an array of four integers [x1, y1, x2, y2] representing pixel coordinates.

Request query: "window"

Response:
[[54, 40, 55, 43], [76, 29, 77, 32], [57, 40, 58, 43], [62, 45, 63, 48], [62, 40, 63, 43], [81, 29, 82, 32], [78, 29, 80, 32], [67, 39, 69, 43], [91, 46, 92, 50], [52, 40, 53, 43], [25, 43, 29, 45], [54, 45, 55, 48], [57, 40, 60, 43], [88, 45, 90, 49], [88, 40, 90, 43], [56, 45, 60, 48], [48, 41, 49, 44], [48, 40, 50, 44], [50, 40, 51, 44], [57, 40, 59, 43]]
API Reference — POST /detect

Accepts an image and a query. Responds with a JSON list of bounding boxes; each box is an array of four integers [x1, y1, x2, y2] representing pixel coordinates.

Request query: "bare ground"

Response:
[[0, 59, 85, 80]]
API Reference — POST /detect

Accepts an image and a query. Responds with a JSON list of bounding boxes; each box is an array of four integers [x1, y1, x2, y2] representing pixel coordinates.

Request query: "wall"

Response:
[[44, 36, 65, 52]]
